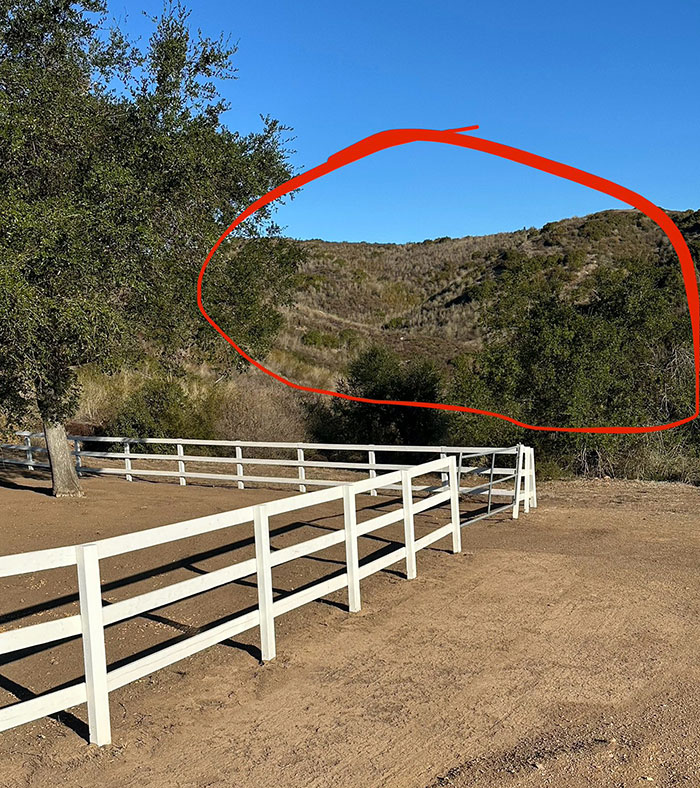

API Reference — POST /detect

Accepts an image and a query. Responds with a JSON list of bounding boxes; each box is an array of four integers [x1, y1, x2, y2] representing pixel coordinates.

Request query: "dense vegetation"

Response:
[[303, 209, 700, 482]]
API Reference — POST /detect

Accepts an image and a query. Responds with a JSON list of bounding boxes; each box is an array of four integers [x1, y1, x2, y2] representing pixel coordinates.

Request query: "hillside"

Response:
[[24, 204, 697, 481], [273, 208, 699, 388]]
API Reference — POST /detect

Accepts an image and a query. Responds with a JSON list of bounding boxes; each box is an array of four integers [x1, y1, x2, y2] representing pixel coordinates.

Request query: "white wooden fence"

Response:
[[0, 453, 534, 746], [3, 433, 536, 518]]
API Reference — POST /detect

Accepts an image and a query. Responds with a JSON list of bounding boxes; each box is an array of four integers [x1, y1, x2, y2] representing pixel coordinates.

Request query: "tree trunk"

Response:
[[43, 420, 83, 498]]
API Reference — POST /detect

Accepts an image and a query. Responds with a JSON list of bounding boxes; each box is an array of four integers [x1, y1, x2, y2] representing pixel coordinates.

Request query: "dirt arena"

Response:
[[1, 471, 699, 787]]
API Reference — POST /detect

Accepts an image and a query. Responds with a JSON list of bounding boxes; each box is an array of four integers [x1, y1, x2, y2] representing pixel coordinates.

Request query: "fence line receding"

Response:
[[0, 439, 536, 746]]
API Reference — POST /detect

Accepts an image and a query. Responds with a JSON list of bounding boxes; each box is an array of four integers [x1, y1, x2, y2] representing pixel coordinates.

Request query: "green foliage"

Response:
[[309, 345, 448, 448], [307, 220, 699, 481], [338, 328, 361, 348], [100, 377, 217, 451], [301, 329, 341, 349], [445, 247, 698, 477], [0, 0, 304, 427]]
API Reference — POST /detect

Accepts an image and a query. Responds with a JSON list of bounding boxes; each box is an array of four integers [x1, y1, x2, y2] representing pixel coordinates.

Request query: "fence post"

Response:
[[528, 447, 538, 509], [76, 544, 111, 746], [123, 440, 133, 482], [342, 486, 361, 612], [523, 447, 531, 514], [253, 506, 276, 661], [487, 451, 496, 514], [512, 444, 524, 520], [400, 470, 417, 579], [440, 448, 448, 487], [368, 447, 377, 496], [235, 445, 244, 490], [297, 447, 306, 493], [24, 434, 34, 472], [448, 457, 461, 554], [177, 443, 186, 486], [74, 438, 82, 476]]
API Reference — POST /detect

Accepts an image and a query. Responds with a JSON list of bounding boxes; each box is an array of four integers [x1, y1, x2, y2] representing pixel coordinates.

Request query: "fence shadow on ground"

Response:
[[0, 496, 448, 741]]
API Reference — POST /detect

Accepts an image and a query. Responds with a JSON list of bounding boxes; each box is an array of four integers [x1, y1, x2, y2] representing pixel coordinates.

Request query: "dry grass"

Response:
[[276, 209, 670, 383]]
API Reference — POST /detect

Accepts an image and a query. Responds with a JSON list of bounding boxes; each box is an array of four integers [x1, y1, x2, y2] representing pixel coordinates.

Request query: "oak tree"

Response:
[[0, 1, 303, 495]]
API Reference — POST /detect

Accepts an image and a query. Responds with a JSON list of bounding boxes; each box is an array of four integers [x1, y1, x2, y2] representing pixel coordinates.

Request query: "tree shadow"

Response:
[[0, 473, 52, 496]]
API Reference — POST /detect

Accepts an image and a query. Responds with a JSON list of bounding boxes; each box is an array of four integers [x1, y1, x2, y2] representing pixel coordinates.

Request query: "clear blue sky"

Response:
[[118, 0, 699, 243]]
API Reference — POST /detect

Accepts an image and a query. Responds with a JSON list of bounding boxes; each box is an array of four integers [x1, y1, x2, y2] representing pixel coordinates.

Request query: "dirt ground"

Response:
[[1, 470, 700, 788]]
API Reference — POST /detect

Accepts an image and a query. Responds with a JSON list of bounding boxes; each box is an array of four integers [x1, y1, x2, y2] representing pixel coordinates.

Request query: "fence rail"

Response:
[[3, 433, 535, 517], [0, 453, 526, 746]]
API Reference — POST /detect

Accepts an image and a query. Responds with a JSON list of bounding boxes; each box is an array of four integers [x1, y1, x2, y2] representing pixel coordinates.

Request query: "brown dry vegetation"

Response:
[[277, 209, 677, 379]]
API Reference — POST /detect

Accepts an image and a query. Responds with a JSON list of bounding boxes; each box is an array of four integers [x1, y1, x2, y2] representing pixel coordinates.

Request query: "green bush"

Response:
[[100, 378, 217, 452], [308, 345, 448, 451], [338, 328, 361, 348], [301, 329, 341, 349]]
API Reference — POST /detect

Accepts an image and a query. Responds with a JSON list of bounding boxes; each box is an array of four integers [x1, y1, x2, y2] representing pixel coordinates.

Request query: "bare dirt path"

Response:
[[1, 472, 699, 787]]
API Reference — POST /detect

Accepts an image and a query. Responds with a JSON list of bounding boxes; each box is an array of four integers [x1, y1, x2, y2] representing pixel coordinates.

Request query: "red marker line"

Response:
[[197, 127, 700, 434]]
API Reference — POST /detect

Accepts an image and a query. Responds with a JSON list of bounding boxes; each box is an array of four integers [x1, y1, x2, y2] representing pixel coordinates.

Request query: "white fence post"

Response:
[[523, 447, 531, 514], [177, 443, 186, 486], [487, 451, 496, 514], [528, 447, 538, 509], [297, 447, 306, 493], [24, 435, 34, 471], [448, 457, 461, 554], [253, 506, 276, 661], [512, 444, 524, 520], [76, 544, 111, 746], [400, 470, 417, 579], [368, 447, 377, 496], [235, 445, 244, 490], [74, 438, 82, 477], [342, 486, 361, 612], [440, 448, 448, 487], [123, 440, 133, 482]]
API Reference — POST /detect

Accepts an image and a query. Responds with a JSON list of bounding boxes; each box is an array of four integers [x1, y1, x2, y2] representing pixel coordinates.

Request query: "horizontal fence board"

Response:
[[358, 547, 407, 579], [14, 432, 519, 456], [350, 469, 403, 495], [107, 610, 261, 692], [0, 458, 51, 470], [412, 489, 452, 515], [356, 508, 404, 537], [0, 545, 77, 578], [77, 452, 412, 473], [0, 682, 87, 733], [0, 614, 82, 656], [96, 508, 256, 560], [79, 467, 347, 489], [269, 531, 345, 568], [263, 485, 343, 515], [405, 457, 453, 478], [103, 559, 258, 626], [414, 523, 453, 551]]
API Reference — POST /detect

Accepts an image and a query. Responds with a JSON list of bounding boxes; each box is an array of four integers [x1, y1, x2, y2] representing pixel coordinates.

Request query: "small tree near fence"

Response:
[[0, 1, 304, 495]]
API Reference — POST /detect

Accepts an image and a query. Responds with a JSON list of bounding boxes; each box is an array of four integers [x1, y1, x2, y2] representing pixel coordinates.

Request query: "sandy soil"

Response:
[[1, 471, 699, 787]]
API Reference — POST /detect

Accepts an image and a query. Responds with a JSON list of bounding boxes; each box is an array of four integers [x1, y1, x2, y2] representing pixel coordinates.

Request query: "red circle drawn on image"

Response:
[[197, 127, 700, 434]]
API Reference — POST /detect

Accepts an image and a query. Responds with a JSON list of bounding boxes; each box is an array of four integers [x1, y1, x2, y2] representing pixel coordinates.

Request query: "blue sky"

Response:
[[117, 0, 700, 242]]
